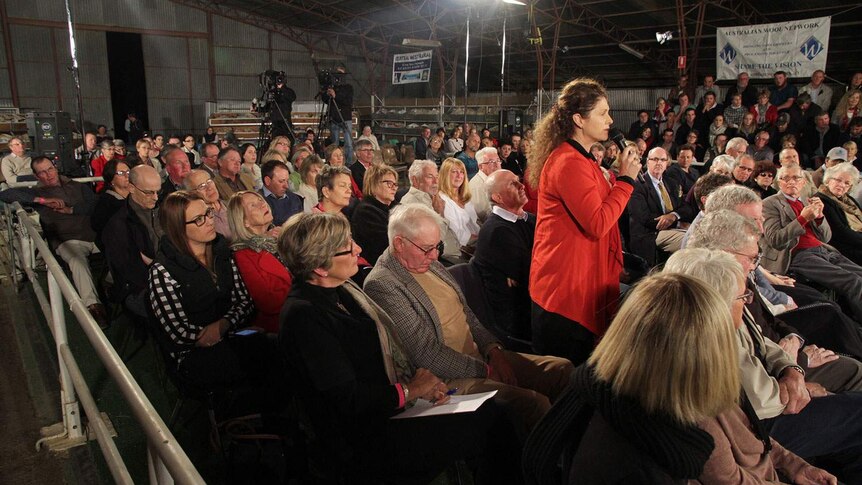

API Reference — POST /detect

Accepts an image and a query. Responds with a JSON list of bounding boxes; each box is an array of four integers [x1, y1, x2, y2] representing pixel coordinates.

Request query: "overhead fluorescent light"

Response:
[[402, 38, 442, 48], [618, 43, 645, 59], [502, 0, 527, 5]]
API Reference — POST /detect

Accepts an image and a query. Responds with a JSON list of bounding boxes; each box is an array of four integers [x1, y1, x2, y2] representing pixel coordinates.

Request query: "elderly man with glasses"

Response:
[[102, 165, 163, 319], [1, 156, 108, 326], [687, 209, 862, 482], [364, 203, 573, 439], [628, 146, 696, 265], [762, 162, 862, 322], [467, 147, 502, 222]]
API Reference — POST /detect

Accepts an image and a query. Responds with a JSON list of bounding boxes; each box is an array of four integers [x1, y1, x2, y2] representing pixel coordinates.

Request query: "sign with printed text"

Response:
[[716, 16, 830, 80], [392, 50, 433, 85]]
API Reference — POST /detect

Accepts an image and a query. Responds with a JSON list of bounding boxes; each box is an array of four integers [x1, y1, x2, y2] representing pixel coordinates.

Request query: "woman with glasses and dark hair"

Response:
[[278, 212, 519, 483], [350, 163, 399, 265], [91, 158, 131, 249], [180, 133, 201, 167], [148, 190, 280, 391]]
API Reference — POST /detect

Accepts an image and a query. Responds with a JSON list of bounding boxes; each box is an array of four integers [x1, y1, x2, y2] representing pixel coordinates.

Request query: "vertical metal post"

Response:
[[48, 271, 83, 439]]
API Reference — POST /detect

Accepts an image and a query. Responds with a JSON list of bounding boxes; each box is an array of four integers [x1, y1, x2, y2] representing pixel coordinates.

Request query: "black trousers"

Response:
[[531, 302, 596, 367], [337, 399, 522, 485]]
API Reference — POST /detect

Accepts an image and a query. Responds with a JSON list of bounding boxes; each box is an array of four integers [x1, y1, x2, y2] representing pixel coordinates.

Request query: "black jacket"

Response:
[[819, 193, 862, 265], [102, 200, 158, 299], [523, 365, 713, 485], [627, 175, 694, 265], [350, 197, 393, 265]]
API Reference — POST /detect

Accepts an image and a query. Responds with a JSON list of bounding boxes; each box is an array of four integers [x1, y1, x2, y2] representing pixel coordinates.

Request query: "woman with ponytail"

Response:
[[529, 78, 642, 366]]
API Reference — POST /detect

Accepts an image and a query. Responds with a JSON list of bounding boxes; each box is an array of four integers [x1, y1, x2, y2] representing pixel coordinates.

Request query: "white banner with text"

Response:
[[392, 50, 433, 85], [716, 16, 830, 80]]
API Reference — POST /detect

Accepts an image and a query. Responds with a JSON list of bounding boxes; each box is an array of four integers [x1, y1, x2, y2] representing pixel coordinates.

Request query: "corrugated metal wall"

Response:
[[0, 17, 11, 106]]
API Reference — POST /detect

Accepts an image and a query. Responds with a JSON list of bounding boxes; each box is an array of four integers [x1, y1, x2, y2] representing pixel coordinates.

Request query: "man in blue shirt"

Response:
[[260, 159, 303, 225]]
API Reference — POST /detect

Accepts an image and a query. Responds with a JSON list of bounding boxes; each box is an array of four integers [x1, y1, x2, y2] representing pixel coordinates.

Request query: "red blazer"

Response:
[[749, 104, 778, 126], [530, 141, 633, 336], [91, 155, 110, 192], [234, 248, 292, 333]]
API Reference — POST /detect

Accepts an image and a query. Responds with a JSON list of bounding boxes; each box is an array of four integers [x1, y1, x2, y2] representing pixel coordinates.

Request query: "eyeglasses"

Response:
[[779, 175, 804, 183], [333, 239, 355, 257], [480, 159, 501, 166], [736, 289, 754, 304], [185, 207, 215, 226], [131, 182, 159, 197], [380, 180, 398, 188], [184, 139, 194, 143], [115, 170, 130, 177], [647, 157, 669, 163], [402, 236, 444, 257], [356, 148, 374, 152], [194, 178, 214, 191], [276, 141, 290, 146], [730, 250, 762, 269]]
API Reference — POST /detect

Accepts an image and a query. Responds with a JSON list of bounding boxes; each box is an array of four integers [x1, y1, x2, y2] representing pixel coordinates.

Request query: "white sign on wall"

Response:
[[392, 50, 433, 85], [716, 16, 830, 80]]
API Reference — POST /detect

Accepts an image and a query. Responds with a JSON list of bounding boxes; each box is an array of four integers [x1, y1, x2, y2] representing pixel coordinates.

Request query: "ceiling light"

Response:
[[502, 0, 527, 5], [402, 38, 442, 47], [618, 43, 645, 59], [655, 31, 674, 45]]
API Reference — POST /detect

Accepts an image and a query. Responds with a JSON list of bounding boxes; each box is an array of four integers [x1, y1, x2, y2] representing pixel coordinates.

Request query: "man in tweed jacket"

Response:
[[364, 203, 573, 437]]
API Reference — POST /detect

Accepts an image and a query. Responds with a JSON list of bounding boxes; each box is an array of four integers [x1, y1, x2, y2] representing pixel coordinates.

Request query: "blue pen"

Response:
[[445, 388, 459, 396]]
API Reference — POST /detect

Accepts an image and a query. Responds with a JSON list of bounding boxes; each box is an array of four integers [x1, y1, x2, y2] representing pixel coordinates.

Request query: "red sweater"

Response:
[[787, 198, 823, 252]]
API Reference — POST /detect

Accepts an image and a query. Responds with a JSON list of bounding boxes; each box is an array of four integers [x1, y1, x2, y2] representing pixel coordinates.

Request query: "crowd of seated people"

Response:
[[3, 68, 862, 484]]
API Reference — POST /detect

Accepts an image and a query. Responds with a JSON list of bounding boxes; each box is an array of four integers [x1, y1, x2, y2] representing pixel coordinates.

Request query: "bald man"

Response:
[[102, 165, 163, 318]]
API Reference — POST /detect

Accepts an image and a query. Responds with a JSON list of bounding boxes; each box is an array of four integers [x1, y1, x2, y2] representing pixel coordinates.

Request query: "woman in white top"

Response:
[[181, 134, 201, 167], [295, 155, 323, 213], [444, 126, 464, 156], [239, 143, 262, 190], [438, 157, 480, 246], [357, 125, 380, 151]]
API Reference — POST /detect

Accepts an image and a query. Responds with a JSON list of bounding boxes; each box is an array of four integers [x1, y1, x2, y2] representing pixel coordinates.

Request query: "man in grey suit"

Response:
[[762, 162, 862, 321], [364, 203, 573, 438]]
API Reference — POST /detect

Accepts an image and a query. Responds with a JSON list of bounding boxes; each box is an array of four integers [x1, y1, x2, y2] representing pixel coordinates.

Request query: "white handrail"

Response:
[[6, 201, 205, 485]]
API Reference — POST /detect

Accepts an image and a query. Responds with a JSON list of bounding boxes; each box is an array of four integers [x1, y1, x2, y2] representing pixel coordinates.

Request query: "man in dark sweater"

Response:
[[472, 169, 535, 342], [13, 157, 108, 326], [102, 165, 163, 319]]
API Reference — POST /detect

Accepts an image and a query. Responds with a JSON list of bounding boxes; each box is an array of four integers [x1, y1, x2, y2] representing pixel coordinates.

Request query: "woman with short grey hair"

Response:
[[818, 162, 862, 264], [277, 212, 517, 482]]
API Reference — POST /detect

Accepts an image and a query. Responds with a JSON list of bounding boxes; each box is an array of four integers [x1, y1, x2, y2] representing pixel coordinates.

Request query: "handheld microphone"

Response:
[[608, 128, 627, 153]]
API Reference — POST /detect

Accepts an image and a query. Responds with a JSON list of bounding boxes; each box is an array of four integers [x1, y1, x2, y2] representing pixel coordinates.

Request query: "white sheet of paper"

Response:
[[390, 390, 498, 419]]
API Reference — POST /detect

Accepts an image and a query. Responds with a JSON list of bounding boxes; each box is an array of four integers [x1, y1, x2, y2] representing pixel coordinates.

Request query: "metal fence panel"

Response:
[[188, 38, 208, 70]]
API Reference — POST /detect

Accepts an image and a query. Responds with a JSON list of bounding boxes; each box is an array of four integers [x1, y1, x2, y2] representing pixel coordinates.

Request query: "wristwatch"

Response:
[[402, 385, 410, 402]]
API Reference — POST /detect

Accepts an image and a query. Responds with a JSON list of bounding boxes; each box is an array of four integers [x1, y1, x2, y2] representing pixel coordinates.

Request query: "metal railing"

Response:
[[4, 200, 205, 485]]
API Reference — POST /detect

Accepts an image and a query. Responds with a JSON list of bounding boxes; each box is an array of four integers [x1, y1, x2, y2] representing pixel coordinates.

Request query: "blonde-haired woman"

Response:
[[529, 77, 641, 366], [833, 89, 861, 132], [438, 157, 480, 246], [525, 266, 745, 484], [228, 191, 291, 334]]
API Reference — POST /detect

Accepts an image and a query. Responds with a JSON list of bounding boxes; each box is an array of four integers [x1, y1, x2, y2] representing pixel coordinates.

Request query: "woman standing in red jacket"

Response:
[[529, 78, 641, 366]]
